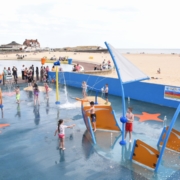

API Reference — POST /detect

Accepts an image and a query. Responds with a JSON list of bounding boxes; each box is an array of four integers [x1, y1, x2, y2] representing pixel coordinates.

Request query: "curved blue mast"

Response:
[[105, 42, 127, 145]]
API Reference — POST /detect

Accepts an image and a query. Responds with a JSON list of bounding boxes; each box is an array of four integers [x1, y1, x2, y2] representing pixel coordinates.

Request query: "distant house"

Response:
[[23, 39, 40, 48], [0, 41, 24, 51]]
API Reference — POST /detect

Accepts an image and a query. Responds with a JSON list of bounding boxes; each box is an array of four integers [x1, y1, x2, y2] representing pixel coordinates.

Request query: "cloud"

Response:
[[99, 6, 139, 12], [0, 0, 180, 48]]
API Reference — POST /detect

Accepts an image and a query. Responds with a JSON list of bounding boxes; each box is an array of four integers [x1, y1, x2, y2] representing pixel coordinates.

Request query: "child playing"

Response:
[[54, 119, 75, 150], [82, 81, 87, 99], [15, 86, 20, 104], [34, 86, 40, 106], [86, 101, 96, 132], [104, 84, 109, 104], [44, 83, 49, 99], [125, 107, 134, 143]]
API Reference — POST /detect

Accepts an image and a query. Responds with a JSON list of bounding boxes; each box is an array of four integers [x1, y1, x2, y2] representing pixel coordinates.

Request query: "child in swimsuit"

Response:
[[44, 83, 49, 99], [82, 81, 87, 99], [15, 86, 20, 104], [54, 119, 75, 150], [86, 101, 96, 132], [34, 87, 40, 106], [125, 107, 134, 143]]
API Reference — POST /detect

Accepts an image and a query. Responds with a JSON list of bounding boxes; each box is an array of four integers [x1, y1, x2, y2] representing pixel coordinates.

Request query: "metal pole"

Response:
[[105, 42, 127, 145], [55, 66, 60, 104]]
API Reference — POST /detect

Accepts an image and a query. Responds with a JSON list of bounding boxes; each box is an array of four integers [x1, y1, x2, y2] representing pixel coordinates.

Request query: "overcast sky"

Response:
[[0, 0, 180, 48]]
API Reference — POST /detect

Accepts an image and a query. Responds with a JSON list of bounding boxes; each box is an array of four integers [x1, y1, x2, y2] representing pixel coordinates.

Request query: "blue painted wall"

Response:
[[48, 72, 179, 108]]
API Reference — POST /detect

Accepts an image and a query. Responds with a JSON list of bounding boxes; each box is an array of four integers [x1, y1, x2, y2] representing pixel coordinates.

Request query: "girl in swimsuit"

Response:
[[54, 119, 75, 150]]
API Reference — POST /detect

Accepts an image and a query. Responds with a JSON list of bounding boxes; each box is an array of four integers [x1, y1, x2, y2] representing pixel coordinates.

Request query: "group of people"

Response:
[[82, 81, 109, 104], [102, 59, 112, 69], [1, 65, 49, 86], [94, 60, 112, 71], [21, 65, 49, 86], [54, 81, 134, 150], [58, 56, 68, 61], [51, 66, 63, 72], [3, 66, 19, 83], [14, 81, 50, 106], [72, 64, 81, 72], [82, 81, 133, 142]]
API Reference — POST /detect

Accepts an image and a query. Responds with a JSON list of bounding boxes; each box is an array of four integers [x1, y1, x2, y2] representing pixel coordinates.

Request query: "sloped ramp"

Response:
[[83, 105, 120, 131], [159, 127, 180, 152], [131, 139, 159, 169]]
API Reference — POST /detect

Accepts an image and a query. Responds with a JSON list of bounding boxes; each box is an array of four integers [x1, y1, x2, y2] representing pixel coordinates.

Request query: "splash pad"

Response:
[[0, 49, 180, 179]]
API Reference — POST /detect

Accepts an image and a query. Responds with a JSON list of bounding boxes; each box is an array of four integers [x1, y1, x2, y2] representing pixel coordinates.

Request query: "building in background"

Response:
[[23, 39, 40, 48], [0, 41, 24, 51]]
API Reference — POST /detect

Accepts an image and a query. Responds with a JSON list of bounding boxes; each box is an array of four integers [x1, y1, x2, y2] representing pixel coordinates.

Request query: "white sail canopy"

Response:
[[107, 43, 149, 84]]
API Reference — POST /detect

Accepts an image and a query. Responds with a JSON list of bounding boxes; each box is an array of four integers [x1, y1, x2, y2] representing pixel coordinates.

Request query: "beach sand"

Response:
[[0, 52, 180, 87]]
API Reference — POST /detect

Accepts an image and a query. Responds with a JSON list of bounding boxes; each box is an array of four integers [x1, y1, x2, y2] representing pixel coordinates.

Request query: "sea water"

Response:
[[118, 49, 180, 54]]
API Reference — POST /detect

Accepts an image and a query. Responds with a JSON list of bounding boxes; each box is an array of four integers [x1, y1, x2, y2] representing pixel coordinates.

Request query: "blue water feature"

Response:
[[0, 82, 180, 180]]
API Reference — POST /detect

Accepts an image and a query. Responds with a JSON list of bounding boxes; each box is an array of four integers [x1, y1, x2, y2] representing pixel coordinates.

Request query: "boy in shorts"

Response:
[[125, 107, 134, 143], [86, 101, 96, 132]]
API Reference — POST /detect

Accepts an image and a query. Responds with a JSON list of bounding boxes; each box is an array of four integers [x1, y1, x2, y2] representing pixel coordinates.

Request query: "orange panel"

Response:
[[83, 105, 120, 131], [160, 127, 180, 152], [132, 139, 159, 169], [41, 57, 46, 65]]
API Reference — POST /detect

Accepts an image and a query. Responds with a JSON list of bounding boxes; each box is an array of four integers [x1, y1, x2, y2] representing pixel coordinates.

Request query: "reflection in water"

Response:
[[124, 143, 132, 161], [27, 91, 33, 100], [55, 150, 65, 164], [0, 108, 3, 118], [46, 99, 49, 114], [69, 134, 73, 140], [82, 130, 94, 159], [57, 108, 60, 119], [15, 104, 21, 118], [33, 106, 40, 125]]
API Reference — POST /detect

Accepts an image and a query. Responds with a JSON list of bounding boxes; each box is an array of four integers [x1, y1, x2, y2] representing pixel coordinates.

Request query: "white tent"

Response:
[[107, 43, 149, 84]]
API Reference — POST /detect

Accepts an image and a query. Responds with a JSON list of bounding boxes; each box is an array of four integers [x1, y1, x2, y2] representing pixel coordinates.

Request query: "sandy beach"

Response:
[[0, 52, 180, 87]]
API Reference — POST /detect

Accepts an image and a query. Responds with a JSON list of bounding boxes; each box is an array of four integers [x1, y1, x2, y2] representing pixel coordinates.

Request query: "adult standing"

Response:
[[7, 67, 11, 75], [12, 66, 18, 81], [46, 66, 49, 79], [3, 67, 7, 85], [21, 65, 25, 80], [24, 68, 27, 81], [27, 69, 32, 86], [40, 66, 44, 82], [36, 67, 39, 81], [31, 65, 34, 80]]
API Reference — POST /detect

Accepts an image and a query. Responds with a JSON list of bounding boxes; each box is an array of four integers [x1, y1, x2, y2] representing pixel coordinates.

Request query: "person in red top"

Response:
[[125, 107, 134, 143], [76, 64, 80, 71]]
